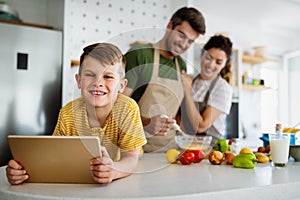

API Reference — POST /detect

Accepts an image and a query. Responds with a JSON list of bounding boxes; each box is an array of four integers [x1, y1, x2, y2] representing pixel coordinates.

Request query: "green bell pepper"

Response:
[[214, 139, 230, 153], [233, 153, 258, 169]]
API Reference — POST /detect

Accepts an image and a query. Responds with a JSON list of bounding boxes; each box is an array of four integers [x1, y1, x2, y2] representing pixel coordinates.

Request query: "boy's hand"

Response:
[[90, 147, 115, 184], [6, 159, 29, 185]]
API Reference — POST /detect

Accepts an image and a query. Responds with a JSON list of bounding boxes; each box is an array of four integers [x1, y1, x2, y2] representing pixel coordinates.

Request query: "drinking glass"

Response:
[[269, 133, 290, 167]]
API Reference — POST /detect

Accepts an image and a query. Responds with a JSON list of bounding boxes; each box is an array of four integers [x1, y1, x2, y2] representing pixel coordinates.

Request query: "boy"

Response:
[[6, 43, 147, 185]]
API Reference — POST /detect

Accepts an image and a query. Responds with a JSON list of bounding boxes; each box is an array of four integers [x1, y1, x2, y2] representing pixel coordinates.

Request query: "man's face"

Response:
[[165, 21, 200, 57]]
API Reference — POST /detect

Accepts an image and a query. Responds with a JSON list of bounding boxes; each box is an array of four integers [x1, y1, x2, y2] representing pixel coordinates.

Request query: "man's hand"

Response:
[[143, 115, 176, 136], [6, 159, 29, 185]]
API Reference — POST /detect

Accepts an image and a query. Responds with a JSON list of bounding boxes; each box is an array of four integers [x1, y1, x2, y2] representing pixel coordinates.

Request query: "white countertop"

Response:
[[1, 153, 300, 200]]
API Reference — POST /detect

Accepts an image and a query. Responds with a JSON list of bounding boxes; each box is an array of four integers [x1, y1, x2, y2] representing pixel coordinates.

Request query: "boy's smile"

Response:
[[75, 56, 125, 110], [90, 90, 107, 96]]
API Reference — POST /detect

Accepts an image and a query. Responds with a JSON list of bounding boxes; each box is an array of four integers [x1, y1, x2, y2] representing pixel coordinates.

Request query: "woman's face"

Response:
[[75, 56, 126, 110], [200, 48, 227, 80]]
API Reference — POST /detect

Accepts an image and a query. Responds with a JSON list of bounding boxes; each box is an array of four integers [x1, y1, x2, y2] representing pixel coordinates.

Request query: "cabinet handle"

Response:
[[71, 60, 80, 67]]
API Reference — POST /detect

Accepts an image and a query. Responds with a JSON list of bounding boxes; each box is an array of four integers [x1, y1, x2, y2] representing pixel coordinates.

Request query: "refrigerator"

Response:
[[0, 22, 62, 166]]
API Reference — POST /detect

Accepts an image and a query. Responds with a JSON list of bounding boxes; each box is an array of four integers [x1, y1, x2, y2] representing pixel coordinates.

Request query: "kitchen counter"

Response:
[[1, 153, 300, 200]]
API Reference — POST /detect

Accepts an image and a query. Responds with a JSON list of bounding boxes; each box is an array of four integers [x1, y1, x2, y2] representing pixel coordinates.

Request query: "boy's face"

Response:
[[75, 56, 127, 109]]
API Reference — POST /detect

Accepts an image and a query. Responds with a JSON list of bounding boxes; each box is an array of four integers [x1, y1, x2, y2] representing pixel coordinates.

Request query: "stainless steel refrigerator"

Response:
[[0, 22, 62, 166]]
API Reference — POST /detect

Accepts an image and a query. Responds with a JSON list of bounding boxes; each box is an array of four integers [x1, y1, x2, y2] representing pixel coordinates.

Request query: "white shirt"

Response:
[[192, 76, 233, 135]]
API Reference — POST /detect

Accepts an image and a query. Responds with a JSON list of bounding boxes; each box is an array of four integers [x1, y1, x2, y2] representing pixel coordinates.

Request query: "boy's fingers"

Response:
[[8, 160, 22, 170]]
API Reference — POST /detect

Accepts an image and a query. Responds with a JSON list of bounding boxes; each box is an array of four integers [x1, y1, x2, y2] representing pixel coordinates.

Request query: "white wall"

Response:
[[62, 0, 187, 105], [192, 0, 300, 56]]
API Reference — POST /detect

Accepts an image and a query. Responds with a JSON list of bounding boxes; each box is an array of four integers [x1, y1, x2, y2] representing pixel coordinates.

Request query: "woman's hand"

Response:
[[6, 159, 29, 185], [181, 70, 193, 88], [90, 147, 115, 184]]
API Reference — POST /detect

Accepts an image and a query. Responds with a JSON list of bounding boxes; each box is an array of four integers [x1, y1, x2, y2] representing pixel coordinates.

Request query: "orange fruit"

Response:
[[224, 152, 235, 165], [239, 147, 253, 155]]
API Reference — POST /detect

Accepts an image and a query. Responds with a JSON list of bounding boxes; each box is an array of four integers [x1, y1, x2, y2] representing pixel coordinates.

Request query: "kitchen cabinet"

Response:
[[1, 0, 63, 30], [241, 54, 277, 91]]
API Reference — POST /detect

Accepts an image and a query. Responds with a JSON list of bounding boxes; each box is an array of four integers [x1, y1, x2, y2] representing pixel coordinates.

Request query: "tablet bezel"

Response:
[[7, 135, 101, 183]]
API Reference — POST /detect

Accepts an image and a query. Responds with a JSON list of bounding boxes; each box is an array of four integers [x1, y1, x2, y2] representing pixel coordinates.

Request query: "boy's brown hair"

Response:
[[79, 43, 126, 78]]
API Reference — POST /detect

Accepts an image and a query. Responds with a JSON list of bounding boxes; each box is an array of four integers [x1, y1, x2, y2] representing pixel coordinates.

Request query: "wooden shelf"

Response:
[[242, 84, 271, 91], [0, 19, 54, 30], [242, 54, 277, 65]]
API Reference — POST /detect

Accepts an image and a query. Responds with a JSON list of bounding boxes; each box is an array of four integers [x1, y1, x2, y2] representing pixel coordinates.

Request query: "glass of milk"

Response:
[[269, 133, 290, 167]]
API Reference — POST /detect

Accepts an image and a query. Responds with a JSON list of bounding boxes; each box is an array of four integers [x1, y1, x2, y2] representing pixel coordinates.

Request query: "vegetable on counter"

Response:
[[208, 150, 224, 165], [190, 150, 205, 163], [178, 151, 195, 165], [214, 139, 230, 153], [164, 149, 206, 165], [233, 153, 257, 169]]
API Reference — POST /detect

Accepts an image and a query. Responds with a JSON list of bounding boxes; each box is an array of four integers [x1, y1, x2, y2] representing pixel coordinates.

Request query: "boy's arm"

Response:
[[113, 148, 140, 179], [90, 147, 140, 184]]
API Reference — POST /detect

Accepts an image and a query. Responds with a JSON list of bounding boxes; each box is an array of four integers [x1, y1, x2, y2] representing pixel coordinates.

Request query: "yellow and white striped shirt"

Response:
[[53, 94, 146, 161]]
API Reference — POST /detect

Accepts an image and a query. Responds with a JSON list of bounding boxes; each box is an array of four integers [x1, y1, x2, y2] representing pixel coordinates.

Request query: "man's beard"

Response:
[[164, 35, 178, 57]]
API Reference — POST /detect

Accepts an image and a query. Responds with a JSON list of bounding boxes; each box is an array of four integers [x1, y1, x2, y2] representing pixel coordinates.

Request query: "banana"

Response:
[[254, 152, 270, 163]]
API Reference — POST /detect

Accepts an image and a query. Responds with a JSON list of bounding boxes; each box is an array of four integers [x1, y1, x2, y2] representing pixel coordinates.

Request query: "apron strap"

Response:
[[197, 74, 220, 114], [152, 43, 181, 77]]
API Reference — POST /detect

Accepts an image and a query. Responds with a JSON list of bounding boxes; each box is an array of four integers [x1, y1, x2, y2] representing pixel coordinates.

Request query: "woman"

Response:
[[180, 34, 233, 142]]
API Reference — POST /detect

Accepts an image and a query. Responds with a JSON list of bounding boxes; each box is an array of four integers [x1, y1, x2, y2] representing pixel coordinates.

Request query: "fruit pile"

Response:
[[165, 149, 205, 165], [164, 139, 271, 169], [208, 147, 270, 168]]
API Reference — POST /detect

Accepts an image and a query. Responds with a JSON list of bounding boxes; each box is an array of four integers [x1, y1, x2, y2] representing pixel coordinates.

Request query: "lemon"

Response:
[[239, 147, 253, 155], [165, 149, 180, 163]]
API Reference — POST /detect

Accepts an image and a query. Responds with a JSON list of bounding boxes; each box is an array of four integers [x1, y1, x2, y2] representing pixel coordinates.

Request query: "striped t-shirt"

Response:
[[53, 94, 147, 161]]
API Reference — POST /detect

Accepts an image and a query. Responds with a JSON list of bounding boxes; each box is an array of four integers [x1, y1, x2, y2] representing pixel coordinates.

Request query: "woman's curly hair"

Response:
[[203, 35, 233, 83]]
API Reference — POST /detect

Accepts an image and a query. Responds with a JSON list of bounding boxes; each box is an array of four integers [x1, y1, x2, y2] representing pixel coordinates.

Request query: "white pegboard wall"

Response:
[[66, 0, 176, 59], [63, 0, 188, 105]]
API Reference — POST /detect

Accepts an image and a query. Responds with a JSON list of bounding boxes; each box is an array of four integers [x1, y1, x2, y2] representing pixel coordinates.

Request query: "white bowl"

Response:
[[290, 145, 300, 161]]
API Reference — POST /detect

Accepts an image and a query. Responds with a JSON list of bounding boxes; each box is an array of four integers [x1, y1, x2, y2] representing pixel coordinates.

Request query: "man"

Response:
[[123, 7, 206, 152]]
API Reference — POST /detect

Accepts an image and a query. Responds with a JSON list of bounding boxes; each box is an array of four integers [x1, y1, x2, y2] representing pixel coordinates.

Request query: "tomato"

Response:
[[190, 150, 205, 163], [179, 151, 195, 165]]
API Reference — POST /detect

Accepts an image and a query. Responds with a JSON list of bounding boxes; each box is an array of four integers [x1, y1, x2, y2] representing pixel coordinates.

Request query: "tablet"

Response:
[[7, 135, 101, 184]]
